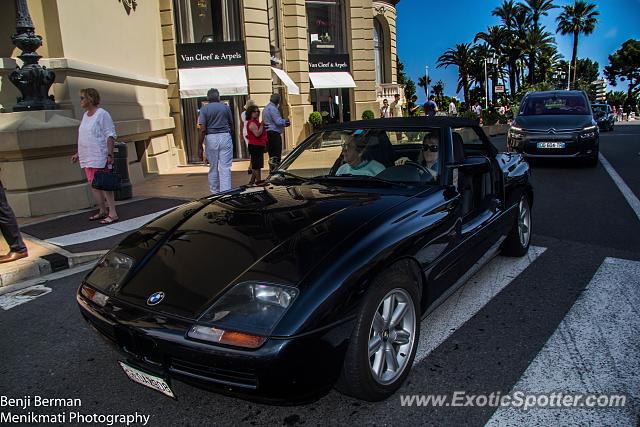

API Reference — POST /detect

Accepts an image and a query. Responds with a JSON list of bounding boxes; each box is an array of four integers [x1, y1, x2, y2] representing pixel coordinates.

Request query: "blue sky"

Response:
[[396, 0, 640, 102]]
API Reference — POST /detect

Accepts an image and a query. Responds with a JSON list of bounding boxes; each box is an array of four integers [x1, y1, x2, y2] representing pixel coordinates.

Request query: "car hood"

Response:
[[101, 183, 417, 319], [514, 114, 595, 131]]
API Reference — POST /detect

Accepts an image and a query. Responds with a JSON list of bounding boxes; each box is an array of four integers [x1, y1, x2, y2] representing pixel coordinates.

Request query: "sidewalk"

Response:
[[1, 159, 257, 289]]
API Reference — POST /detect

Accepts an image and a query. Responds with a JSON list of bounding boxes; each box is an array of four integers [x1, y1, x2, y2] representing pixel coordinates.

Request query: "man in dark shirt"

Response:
[[423, 95, 438, 116], [407, 95, 419, 117], [198, 88, 234, 194]]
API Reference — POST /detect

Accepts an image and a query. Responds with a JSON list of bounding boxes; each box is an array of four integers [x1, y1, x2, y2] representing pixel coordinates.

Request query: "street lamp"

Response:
[[484, 54, 498, 109], [425, 65, 429, 99], [9, 0, 57, 111]]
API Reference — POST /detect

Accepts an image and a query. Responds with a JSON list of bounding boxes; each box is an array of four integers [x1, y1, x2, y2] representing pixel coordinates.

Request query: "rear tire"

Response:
[[501, 195, 532, 257], [336, 262, 421, 401]]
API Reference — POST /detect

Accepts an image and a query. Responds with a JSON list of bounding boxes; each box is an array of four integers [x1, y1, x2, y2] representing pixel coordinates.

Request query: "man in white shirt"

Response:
[[449, 100, 457, 116], [390, 94, 403, 117]]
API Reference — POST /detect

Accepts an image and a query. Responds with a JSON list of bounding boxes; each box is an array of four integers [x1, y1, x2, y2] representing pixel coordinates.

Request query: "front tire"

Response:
[[336, 263, 421, 401], [501, 195, 532, 257], [585, 149, 599, 167]]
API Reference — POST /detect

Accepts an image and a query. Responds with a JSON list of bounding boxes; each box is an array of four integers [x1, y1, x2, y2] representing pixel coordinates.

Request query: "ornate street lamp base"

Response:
[[10, 64, 58, 111]]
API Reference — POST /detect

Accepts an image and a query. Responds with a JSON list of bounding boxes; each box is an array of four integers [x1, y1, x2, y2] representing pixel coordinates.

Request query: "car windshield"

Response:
[[592, 105, 607, 114], [520, 94, 590, 116], [274, 128, 443, 186]]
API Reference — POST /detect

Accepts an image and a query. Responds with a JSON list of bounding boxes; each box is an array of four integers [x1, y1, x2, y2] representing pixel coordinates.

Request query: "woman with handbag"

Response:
[[71, 88, 119, 224], [245, 105, 267, 185]]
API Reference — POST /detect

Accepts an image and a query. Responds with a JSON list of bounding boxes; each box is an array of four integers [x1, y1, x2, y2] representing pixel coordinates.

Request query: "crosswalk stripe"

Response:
[[45, 208, 175, 247], [486, 257, 640, 426], [414, 246, 546, 363]]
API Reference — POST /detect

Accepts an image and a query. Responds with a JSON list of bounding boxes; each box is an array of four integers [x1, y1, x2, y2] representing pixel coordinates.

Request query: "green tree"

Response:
[[522, 27, 555, 84], [556, 0, 599, 84], [606, 90, 627, 107], [604, 39, 640, 106], [396, 56, 408, 85], [404, 78, 417, 101], [523, 0, 557, 32], [437, 43, 474, 105], [492, 0, 521, 95], [475, 26, 508, 101], [417, 75, 432, 99], [432, 80, 445, 101]]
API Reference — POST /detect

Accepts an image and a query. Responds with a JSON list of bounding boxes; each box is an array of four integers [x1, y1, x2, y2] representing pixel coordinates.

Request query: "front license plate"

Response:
[[537, 142, 565, 149], [119, 361, 175, 398]]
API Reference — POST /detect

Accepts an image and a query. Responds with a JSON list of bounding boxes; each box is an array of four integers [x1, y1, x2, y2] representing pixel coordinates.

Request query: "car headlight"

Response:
[[509, 126, 524, 139], [80, 284, 109, 307], [580, 125, 598, 139], [187, 282, 299, 348], [84, 251, 135, 293]]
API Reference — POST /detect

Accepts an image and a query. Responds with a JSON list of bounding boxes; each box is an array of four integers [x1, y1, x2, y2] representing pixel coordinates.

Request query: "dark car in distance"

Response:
[[508, 90, 599, 166], [592, 103, 615, 131], [77, 117, 533, 403]]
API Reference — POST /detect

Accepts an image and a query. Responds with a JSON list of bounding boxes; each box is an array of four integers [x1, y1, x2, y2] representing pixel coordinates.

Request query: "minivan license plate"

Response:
[[537, 142, 565, 149]]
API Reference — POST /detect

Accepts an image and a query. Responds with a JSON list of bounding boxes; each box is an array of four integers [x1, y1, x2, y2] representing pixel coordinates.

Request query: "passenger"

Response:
[[336, 136, 386, 177], [395, 132, 439, 179]]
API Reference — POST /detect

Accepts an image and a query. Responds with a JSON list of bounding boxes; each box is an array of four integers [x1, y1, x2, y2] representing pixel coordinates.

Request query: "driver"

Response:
[[335, 135, 386, 177], [394, 131, 439, 179]]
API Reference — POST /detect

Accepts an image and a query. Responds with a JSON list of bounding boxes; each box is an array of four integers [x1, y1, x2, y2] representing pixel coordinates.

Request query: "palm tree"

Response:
[[417, 75, 432, 99], [492, 0, 519, 94], [432, 80, 445, 101], [437, 43, 474, 105], [522, 0, 556, 85], [512, 4, 532, 88], [522, 27, 555, 84], [469, 43, 492, 96], [556, 0, 599, 84], [523, 0, 557, 31], [475, 26, 507, 101], [538, 44, 563, 83]]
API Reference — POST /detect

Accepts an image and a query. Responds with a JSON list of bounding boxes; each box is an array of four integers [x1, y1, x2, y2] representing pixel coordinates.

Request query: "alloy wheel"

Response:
[[368, 288, 416, 385], [518, 197, 531, 247]]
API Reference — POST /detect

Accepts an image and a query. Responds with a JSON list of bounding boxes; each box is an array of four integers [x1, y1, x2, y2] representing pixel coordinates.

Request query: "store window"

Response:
[[175, 0, 242, 43], [374, 18, 386, 84], [306, 0, 347, 55], [267, 0, 282, 65]]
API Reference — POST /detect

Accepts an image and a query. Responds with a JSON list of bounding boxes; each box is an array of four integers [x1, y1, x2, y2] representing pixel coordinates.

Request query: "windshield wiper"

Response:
[[318, 174, 411, 188]]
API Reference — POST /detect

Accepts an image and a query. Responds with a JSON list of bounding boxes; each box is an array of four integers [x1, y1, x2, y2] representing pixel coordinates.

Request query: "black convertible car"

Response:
[[77, 117, 532, 403]]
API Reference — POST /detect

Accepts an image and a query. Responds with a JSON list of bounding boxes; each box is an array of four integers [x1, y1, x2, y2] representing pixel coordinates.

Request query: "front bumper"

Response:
[[77, 287, 351, 403], [508, 132, 598, 159]]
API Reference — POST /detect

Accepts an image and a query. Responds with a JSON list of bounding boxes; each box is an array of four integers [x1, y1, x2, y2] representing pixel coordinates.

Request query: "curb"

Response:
[[0, 234, 106, 288]]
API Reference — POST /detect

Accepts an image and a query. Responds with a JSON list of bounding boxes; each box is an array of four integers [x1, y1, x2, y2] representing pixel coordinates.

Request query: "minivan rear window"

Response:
[[520, 94, 590, 116]]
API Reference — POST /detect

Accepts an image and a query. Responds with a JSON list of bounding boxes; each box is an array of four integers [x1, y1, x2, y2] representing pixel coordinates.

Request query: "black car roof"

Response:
[[322, 116, 480, 131], [526, 90, 586, 97]]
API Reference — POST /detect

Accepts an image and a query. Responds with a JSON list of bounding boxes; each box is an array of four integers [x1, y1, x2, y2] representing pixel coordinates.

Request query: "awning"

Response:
[[309, 72, 357, 89], [178, 66, 248, 98], [271, 67, 300, 95]]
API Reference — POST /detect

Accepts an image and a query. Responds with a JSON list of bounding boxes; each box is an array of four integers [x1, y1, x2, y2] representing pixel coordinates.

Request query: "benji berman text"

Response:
[[1, 395, 81, 410]]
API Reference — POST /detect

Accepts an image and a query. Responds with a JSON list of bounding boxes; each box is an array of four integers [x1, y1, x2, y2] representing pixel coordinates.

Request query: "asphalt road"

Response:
[[1, 125, 639, 426]]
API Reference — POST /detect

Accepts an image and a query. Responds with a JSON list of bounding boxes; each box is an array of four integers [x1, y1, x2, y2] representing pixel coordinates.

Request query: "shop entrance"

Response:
[[181, 96, 246, 164], [311, 88, 351, 124]]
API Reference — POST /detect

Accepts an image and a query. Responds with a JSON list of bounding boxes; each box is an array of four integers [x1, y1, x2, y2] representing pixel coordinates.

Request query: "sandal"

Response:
[[99, 216, 120, 225], [89, 211, 108, 221]]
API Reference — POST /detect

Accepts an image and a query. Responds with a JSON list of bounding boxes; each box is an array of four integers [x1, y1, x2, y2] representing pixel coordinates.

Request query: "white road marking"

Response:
[[486, 257, 640, 426], [414, 246, 546, 363], [0, 285, 52, 310], [46, 208, 175, 247], [0, 261, 99, 297], [599, 153, 640, 222]]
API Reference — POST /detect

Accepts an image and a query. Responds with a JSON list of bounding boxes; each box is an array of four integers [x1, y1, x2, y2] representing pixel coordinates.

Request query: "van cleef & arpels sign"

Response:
[[308, 54, 351, 73], [176, 42, 246, 69]]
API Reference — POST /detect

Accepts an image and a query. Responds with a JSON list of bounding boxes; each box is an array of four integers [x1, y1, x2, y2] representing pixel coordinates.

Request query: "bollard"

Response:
[[113, 141, 132, 200]]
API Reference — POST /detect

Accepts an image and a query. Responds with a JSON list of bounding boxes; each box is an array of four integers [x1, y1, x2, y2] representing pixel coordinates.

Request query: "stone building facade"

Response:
[[0, 0, 400, 216]]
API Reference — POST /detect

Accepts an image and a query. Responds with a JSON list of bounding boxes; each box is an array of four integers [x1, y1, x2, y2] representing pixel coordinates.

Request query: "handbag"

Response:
[[92, 168, 121, 191]]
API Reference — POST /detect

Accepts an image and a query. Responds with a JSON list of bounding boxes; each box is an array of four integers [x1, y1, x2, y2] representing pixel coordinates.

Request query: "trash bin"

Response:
[[113, 141, 132, 200]]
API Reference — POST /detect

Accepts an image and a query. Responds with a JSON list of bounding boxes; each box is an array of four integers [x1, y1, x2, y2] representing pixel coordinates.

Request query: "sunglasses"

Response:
[[80, 96, 85, 100], [424, 144, 439, 152]]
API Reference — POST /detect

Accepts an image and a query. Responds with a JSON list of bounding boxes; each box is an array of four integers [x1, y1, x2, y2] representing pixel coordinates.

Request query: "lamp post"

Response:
[[9, 0, 58, 111], [484, 54, 498, 109], [567, 61, 571, 90], [425, 65, 429, 99]]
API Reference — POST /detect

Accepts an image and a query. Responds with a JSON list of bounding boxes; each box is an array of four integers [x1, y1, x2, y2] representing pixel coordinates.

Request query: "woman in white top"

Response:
[[71, 88, 119, 224]]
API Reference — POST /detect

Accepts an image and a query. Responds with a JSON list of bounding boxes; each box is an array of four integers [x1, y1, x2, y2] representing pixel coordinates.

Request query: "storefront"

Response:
[[174, 0, 247, 162]]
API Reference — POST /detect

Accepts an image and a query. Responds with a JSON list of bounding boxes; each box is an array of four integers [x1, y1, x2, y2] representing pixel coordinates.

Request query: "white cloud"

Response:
[[605, 27, 618, 39]]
